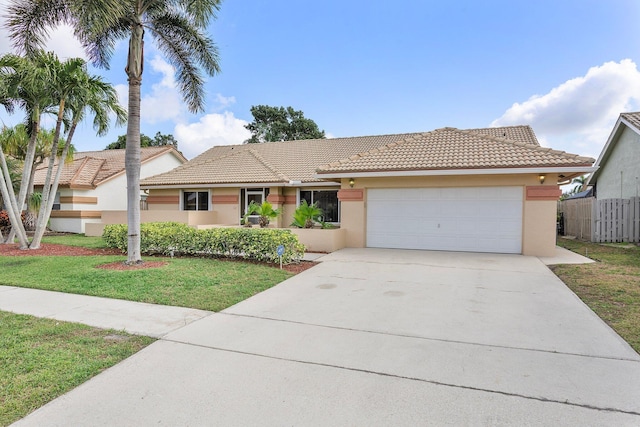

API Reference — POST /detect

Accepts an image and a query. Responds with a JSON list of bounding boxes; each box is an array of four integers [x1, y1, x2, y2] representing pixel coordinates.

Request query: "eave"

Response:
[[315, 166, 597, 183]]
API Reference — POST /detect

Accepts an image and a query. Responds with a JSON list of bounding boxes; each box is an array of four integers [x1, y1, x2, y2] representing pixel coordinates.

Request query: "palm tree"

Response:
[[30, 67, 126, 248], [571, 175, 589, 193], [1, 125, 73, 233], [0, 51, 57, 247], [7, 0, 222, 263]]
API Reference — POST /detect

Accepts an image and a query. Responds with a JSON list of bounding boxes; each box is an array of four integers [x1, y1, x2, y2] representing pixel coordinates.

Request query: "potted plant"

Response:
[[247, 200, 282, 228], [291, 200, 322, 228]]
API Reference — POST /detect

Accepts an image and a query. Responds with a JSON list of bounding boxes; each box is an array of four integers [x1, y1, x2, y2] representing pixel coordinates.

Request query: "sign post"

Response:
[[276, 245, 285, 270]]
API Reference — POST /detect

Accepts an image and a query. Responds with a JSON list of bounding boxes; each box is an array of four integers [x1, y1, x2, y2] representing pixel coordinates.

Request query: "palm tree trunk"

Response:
[[30, 105, 67, 249], [6, 116, 41, 247], [0, 148, 29, 247], [31, 122, 75, 249], [125, 23, 144, 264]]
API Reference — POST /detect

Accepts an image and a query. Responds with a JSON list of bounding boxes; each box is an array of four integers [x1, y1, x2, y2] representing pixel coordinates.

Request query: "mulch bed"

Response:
[[0, 243, 317, 273], [0, 243, 121, 257]]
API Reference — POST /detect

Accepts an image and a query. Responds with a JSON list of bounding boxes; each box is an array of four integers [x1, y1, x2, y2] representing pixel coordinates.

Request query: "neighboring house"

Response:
[[586, 112, 640, 199], [135, 125, 594, 256], [33, 146, 187, 233]]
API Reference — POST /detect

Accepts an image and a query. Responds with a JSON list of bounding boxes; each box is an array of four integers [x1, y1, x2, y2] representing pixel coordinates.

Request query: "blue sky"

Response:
[[1, 0, 640, 161]]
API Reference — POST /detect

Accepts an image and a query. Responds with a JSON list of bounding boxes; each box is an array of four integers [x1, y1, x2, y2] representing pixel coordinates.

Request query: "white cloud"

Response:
[[212, 94, 237, 111], [137, 55, 186, 124], [174, 112, 251, 158], [0, 0, 85, 59], [492, 59, 640, 158]]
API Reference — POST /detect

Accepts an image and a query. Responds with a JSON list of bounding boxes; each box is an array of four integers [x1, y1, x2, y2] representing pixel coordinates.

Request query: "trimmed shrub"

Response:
[[102, 222, 305, 264]]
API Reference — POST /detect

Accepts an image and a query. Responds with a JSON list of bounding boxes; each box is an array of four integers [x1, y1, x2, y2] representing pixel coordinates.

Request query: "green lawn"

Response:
[[41, 234, 108, 249], [553, 238, 640, 353], [0, 311, 153, 427], [2, 234, 297, 425], [0, 255, 293, 312]]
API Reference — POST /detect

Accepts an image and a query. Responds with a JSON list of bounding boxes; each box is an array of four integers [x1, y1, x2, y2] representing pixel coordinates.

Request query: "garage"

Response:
[[366, 187, 523, 254]]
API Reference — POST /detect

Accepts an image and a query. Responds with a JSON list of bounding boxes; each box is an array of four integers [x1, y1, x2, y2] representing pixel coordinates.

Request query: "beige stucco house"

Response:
[[586, 112, 640, 199], [33, 146, 187, 234], [132, 125, 594, 256]]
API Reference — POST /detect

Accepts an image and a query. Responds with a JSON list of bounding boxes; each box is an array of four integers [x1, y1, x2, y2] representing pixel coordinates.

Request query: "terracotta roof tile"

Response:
[[33, 146, 185, 188], [141, 133, 424, 186], [465, 125, 539, 146], [317, 128, 594, 174], [141, 125, 589, 186]]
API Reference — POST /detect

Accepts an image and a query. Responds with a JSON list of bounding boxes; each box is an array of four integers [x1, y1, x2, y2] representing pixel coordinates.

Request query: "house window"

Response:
[[299, 189, 340, 223], [240, 188, 270, 221], [52, 192, 60, 211], [183, 191, 209, 211]]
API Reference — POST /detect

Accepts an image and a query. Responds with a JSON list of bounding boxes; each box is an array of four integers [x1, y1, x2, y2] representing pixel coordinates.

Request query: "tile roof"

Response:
[[317, 128, 594, 174], [141, 133, 424, 186], [33, 146, 186, 188], [464, 125, 539, 146], [141, 125, 592, 187]]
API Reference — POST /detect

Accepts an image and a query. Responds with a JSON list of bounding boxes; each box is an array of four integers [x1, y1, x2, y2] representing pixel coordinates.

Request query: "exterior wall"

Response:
[[522, 199, 558, 256], [147, 189, 180, 211], [47, 153, 185, 233], [212, 188, 240, 225], [337, 174, 560, 257], [266, 187, 298, 228], [596, 126, 640, 199], [48, 188, 102, 233], [291, 228, 347, 252]]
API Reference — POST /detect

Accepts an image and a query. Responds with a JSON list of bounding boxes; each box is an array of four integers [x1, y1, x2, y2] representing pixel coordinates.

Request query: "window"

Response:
[[299, 189, 339, 223], [240, 188, 270, 220], [52, 192, 60, 211], [183, 191, 209, 211]]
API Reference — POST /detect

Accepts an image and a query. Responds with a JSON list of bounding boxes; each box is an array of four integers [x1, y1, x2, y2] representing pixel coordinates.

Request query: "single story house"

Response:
[[33, 146, 187, 234], [585, 112, 640, 199], [134, 125, 594, 256]]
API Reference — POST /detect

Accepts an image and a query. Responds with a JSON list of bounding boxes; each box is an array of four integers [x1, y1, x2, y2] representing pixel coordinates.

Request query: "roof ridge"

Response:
[[69, 157, 104, 187], [318, 132, 430, 171], [451, 128, 595, 162], [247, 148, 290, 182]]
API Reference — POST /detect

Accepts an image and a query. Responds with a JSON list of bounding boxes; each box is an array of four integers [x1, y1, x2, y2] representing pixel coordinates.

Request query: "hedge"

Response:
[[102, 222, 306, 264]]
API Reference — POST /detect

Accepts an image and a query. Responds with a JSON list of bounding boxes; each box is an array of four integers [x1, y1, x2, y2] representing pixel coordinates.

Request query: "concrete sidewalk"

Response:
[[0, 286, 211, 337]]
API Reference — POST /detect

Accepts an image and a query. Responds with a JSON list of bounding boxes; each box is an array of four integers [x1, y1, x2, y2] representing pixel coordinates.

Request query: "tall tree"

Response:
[[571, 175, 588, 193], [106, 132, 178, 150], [8, 0, 221, 263], [0, 51, 125, 248], [244, 105, 326, 144], [30, 66, 126, 248], [0, 51, 58, 247]]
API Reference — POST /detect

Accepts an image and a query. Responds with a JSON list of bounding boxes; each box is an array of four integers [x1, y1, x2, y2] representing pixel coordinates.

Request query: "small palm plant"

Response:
[[247, 201, 282, 228], [291, 200, 323, 228]]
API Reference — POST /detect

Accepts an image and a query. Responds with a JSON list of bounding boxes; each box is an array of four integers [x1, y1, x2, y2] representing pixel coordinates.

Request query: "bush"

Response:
[[0, 210, 27, 232], [102, 222, 305, 264]]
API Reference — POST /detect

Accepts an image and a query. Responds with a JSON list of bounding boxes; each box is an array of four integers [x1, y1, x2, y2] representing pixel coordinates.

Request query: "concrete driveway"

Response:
[[15, 249, 640, 426]]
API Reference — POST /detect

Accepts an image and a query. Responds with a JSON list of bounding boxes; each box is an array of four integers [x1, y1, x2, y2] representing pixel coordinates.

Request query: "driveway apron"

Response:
[[14, 248, 640, 426]]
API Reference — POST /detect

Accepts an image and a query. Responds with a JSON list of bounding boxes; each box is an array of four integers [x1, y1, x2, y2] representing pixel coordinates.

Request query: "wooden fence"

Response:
[[559, 197, 640, 243], [559, 197, 594, 241]]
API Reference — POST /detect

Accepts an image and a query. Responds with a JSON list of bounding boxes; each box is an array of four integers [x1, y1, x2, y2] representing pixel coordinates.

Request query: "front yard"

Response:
[[553, 237, 640, 353], [0, 234, 309, 425], [1, 236, 296, 312], [0, 312, 154, 426]]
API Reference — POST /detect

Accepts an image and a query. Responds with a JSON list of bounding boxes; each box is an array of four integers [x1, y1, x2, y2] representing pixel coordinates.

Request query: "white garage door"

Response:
[[366, 187, 523, 254]]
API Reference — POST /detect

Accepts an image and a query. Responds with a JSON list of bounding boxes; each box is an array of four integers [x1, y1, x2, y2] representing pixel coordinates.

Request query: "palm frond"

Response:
[[150, 13, 220, 112], [178, 0, 222, 27], [6, 0, 71, 55]]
